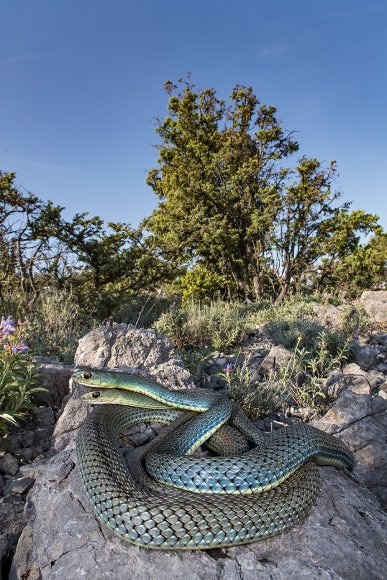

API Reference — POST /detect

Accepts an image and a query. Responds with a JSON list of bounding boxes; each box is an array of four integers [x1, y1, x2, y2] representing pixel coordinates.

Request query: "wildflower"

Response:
[[353, 324, 359, 341], [225, 363, 234, 377]]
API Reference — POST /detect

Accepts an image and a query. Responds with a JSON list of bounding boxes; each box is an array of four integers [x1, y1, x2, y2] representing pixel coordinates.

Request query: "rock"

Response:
[[0, 474, 4, 494], [75, 324, 195, 390], [32, 406, 56, 427], [8, 325, 387, 578], [311, 303, 342, 329], [360, 290, 387, 323], [323, 370, 344, 393], [259, 345, 291, 373], [350, 341, 378, 371], [34, 362, 74, 408], [312, 375, 387, 508], [3, 476, 35, 495], [0, 453, 20, 476], [0, 494, 27, 577], [9, 445, 387, 580]]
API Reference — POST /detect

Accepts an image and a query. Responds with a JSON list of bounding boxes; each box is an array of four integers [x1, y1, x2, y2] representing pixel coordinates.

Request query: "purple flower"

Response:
[[225, 363, 234, 376]]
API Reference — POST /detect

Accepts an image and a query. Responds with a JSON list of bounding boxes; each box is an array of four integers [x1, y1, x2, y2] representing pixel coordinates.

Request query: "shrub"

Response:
[[154, 301, 252, 351], [263, 318, 324, 351], [265, 333, 350, 411], [340, 304, 371, 338], [28, 289, 90, 363], [252, 296, 316, 327], [0, 316, 46, 431], [111, 294, 174, 328], [176, 348, 212, 386], [220, 358, 287, 418], [179, 265, 227, 304]]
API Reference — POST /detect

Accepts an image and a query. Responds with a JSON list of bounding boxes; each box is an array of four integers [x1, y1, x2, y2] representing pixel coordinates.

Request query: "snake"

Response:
[[74, 369, 354, 550]]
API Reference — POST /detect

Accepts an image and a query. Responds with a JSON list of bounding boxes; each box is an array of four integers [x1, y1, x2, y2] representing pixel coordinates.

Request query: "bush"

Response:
[[252, 296, 316, 327], [340, 304, 371, 338], [0, 316, 46, 431], [154, 301, 252, 351], [265, 333, 350, 411], [220, 357, 287, 418], [263, 318, 324, 351], [111, 294, 174, 328], [28, 289, 90, 363]]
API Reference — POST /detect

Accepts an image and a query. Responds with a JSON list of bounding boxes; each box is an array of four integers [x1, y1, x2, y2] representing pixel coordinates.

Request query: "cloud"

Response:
[[0, 51, 62, 66], [258, 44, 289, 60]]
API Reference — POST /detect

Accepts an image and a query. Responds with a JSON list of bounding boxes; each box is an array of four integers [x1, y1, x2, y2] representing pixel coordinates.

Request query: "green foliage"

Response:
[[0, 317, 46, 431], [252, 296, 315, 326], [265, 333, 350, 411], [28, 290, 91, 363], [175, 348, 212, 385], [179, 264, 227, 304], [263, 318, 323, 351], [220, 357, 287, 418], [154, 300, 252, 351], [145, 79, 381, 303], [340, 305, 371, 337], [320, 232, 387, 297], [111, 293, 175, 328]]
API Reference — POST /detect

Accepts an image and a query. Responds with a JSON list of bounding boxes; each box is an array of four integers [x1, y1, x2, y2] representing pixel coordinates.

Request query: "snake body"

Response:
[[74, 370, 354, 550]]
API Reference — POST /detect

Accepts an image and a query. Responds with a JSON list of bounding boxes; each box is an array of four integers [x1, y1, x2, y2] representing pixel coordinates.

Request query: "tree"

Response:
[[271, 158, 380, 302], [318, 231, 387, 296], [145, 79, 298, 301], [0, 171, 171, 318], [145, 79, 381, 301]]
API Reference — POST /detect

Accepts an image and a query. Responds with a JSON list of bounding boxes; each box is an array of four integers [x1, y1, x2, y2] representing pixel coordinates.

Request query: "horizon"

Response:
[[1, 0, 386, 230]]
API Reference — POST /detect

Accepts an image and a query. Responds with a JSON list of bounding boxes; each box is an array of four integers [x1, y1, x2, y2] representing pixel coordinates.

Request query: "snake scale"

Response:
[[74, 369, 354, 550]]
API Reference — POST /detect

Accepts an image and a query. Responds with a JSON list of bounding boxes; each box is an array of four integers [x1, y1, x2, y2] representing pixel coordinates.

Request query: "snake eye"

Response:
[[83, 372, 92, 379], [91, 391, 100, 399]]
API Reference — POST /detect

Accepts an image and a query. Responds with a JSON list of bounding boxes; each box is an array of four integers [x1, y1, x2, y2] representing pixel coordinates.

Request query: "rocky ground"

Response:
[[0, 291, 386, 579]]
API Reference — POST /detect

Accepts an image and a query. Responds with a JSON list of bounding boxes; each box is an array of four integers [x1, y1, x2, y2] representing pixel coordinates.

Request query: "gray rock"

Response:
[[0, 473, 4, 494], [33, 406, 56, 427], [324, 370, 344, 391], [312, 375, 387, 508], [3, 476, 35, 495], [259, 345, 291, 373], [360, 290, 387, 323], [311, 303, 342, 329], [8, 325, 387, 578], [34, 362, 74, 407], [0, 494, 26, 575], [350, 341, 378, 371], [75, 324, 195, 390], [0, 453, 20, 476]]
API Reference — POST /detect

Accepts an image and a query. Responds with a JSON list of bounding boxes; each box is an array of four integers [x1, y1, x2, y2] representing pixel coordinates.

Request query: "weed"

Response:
[[219, 356, 287, 418]]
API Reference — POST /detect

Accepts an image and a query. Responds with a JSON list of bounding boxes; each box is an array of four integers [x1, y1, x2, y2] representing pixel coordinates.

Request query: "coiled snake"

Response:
[[74, 369, 354, 550]]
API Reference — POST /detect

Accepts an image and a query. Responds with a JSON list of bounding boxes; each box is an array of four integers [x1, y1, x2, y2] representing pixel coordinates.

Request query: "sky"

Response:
[[1, 0, 386, 231]]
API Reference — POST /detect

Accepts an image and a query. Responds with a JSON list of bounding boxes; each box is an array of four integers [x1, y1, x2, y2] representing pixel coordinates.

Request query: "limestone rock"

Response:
[[312, 373, 387, 508], [360, 290, 387, 323], [0, 494, 26, 575], [74, 324, 195, 390], [311, 303, 342, 329], [259, 345, 291, 373], [350, 341, 378, 371], [0, 453, 20, 477], [34, 361, 74, 408]]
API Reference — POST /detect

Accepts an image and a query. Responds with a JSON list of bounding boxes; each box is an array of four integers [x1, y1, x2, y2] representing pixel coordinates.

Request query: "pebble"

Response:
[[0, 452, 20, 476]]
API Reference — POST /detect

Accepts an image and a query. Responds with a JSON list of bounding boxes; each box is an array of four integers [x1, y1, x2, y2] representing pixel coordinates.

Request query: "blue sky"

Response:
[[1, 0, 386, 230]]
